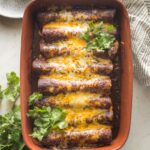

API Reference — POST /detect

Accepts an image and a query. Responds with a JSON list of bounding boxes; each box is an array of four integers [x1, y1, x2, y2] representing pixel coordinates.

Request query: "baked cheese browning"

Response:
[[65, 108, 113, 126], [32, 57, 113, 75], [38, 75, 112, 94], [39, 37, 87, 58], [65, 123, 111, 131], [40, 39, 119, 59], [42, 22, 117, 41], [37, 9, 116, 25], [34, 91, 112, 109], [42, 72, 107, 80], [41, 128, 112, 148], [31, 6, 118, 148], [43, 22, 116, 34]]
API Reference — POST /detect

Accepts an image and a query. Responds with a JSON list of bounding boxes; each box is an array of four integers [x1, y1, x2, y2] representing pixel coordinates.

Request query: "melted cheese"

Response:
[[65, 108, 106, 124], [51, 36, 86, 47], [44, 54, 111, 74], [47, 55, 95, 73], [40, 18, 113, 133], [43, 21, 88, 34], [48, 91, 102, 107], [65, 37, 87, 54], [47, 37, 87, 56], [58, 9, 89, 22], [41, 73, 106, 81], [47, 55, 111, 65], [44, 21, 88, 28], [43, 22, 114, 34], [66, 123, 111, 131]]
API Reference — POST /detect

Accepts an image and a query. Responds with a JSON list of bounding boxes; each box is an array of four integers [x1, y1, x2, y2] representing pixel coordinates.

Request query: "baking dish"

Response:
[[20, 0, 133, 149]]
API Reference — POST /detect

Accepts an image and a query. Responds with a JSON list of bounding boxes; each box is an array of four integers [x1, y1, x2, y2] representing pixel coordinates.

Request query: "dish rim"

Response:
[[20, 0, 133, 150]]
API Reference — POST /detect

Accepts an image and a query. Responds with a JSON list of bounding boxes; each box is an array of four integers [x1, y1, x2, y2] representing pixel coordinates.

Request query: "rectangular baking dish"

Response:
[[20, 0, 133, 149]]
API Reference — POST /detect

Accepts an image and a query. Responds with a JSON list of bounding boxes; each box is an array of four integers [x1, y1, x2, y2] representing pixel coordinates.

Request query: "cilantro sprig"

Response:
[[0, 72, 28, 150], [0, 106, 28, 150], [0, 85, 3, 100], [28, 106, 68, 141], [3, 72, 20, 102], [80, 22, 116, 51], [28, 92, 43, 105], [28, 91, 68, 141]]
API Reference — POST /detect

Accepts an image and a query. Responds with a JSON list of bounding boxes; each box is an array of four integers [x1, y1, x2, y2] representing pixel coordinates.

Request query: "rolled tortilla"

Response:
[[41, 128, 112, 148], [41, 22, 117, 41], [38, 76, 112, 94], [32, 58, 113, 75], [65, 109, 113, 126], [40, 40, 119, 59], [37, 9, 116, 25], [34, 91, 112, 109]]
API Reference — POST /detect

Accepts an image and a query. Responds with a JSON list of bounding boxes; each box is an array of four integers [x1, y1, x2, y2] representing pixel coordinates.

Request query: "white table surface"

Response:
[[0, 16, 150, 150]]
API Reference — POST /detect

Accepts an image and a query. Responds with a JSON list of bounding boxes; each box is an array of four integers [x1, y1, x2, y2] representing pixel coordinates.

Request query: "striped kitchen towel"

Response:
[[124, 0, 150, 86]]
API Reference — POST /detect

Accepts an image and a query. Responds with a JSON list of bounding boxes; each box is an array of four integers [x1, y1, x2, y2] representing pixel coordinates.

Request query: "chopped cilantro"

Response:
[[0, 106, 28, 150], [28, 106, 68, 141], [28, 92, 43, 105], [0, 85, 3, 100], [0, 72, 29, 150], [80, 22, 116, 51], [3, 72, 20, 102]]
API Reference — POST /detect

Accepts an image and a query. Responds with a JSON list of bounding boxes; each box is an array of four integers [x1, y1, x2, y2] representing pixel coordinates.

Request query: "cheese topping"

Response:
[[44, 21, 88, 28], [48, 91, 102, 106], [40, 18, 113, 132], [65, 107, 106, 123], [44, 22, 88, 33], [66, 123, 111, 131], [41, 73, 107, 80]]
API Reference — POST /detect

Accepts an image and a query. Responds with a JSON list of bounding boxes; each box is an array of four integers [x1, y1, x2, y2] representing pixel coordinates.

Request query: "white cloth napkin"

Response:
[[124, 0, 150, 86]]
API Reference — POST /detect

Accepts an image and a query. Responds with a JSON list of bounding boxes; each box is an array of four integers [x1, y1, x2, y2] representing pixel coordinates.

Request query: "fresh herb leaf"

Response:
[[0, 72, 28, 150], [0, 106, 28, 150], [0, 85, 3, 100], [107, 24, 116, 33], [57, 121, 68, 129], [28, 106, 68, 141], [28, 92, 43, 105], [3, 72, 20, 102], [51, 107, 66, 122], [81, 22, 116, 51]]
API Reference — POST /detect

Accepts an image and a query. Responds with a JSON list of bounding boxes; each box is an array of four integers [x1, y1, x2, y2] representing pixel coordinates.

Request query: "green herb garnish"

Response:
[[28, 92, 43, 105], [0, 106, 28, 150], [107, 24, 116, 33], [0, 72, 28, 150], [28, 92, 68, 141], [0, 85, 3, 100], [3, 72, 20, 102], [80, 22, 115, 51], [28, 106, 68, 141]]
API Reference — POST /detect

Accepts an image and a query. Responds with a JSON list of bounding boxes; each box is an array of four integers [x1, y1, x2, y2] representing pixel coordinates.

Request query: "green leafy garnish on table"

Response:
[[0, 106, 27, 150], [0, 72, 28, 150], [28, 92, 43, 105], [3, 72, 20, 102], [80, 22, 115, 51], [28, 106, 68, 141], [0, 85, 3, 100]]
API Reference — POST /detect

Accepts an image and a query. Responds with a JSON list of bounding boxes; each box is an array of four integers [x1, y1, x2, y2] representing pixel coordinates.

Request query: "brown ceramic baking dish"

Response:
[[20, 0, 133, 149]]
